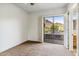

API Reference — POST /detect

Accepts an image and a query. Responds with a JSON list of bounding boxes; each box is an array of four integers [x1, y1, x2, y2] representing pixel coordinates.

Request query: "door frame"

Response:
[[41, 15, 65, 45]]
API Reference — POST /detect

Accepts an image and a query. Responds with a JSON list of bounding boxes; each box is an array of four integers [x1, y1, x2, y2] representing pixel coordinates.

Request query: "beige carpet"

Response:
[[0, 42, 74, 56]]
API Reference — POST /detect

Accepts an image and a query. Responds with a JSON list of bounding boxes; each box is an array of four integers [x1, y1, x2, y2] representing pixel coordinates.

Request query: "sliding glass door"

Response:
[[44, 16, 64, 45]]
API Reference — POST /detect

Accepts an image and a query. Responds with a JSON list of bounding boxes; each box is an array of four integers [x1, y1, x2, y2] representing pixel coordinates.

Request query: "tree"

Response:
[[50, 23, 59, 32]]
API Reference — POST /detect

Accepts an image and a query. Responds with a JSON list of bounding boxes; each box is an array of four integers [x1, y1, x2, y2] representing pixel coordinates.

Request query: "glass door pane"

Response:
[[44, 17, 54, 40], [54, 16, 64, 34], [53, 16, 64, 44]]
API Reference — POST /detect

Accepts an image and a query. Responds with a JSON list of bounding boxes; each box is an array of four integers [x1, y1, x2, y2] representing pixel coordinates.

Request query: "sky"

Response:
[[45, 16, 64, 24]]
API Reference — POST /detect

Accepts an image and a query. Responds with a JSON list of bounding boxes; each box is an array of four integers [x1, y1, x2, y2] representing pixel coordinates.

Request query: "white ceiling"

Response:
[[14, 3, 68, 13]]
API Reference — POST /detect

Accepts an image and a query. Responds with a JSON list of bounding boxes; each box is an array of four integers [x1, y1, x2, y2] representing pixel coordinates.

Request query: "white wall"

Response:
[[28, 8, 67, 42], [0, 4, 28, 52], [64, 12, 69, 48], [68, 9, 73, 51]]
